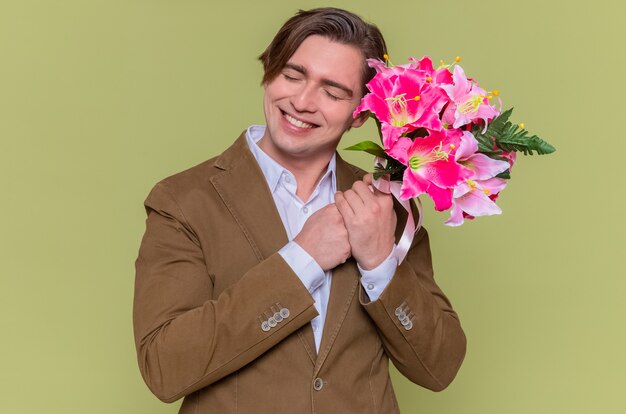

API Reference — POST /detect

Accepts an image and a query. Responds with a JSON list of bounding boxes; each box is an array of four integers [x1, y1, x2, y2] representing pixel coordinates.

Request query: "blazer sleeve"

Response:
[[133, 182, 318, 403], [360, 224, 467, 391]]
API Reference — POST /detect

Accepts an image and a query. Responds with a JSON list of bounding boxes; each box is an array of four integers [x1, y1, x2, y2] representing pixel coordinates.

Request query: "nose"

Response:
[[291, 83, 317, 113]]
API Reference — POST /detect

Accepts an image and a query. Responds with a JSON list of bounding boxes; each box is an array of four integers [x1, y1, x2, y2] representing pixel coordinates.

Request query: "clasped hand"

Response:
[[294, 174, 397, 271]]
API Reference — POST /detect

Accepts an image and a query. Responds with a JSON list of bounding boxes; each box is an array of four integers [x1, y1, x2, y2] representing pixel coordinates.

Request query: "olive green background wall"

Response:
[[1, 0, 623, 412]]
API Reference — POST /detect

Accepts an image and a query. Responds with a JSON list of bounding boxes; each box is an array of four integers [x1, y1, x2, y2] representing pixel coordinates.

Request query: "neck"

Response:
[[288, 159, 332, 202], [258, 139, 334, 203]]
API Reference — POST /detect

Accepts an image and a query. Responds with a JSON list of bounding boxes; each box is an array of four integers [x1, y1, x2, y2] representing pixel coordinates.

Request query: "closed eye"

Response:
[[283, 73, 301, 82], [324, 90, 340, 101]]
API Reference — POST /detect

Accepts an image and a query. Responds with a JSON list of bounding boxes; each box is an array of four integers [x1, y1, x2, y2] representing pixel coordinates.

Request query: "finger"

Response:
[[363, 173, 373, 186], [351, 180, 377, 204], [341, 188, 366, 215], [334, 191, 355, 220], [364, 173, 387, 196]]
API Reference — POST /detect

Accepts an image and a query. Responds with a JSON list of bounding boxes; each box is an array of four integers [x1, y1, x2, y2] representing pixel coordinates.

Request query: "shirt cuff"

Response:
[[358, 246, 398, 301], [279, 241, 326, 294]]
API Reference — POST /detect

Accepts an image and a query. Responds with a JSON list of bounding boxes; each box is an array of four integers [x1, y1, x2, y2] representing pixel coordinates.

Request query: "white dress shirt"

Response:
[[246, 125, 397, 351]]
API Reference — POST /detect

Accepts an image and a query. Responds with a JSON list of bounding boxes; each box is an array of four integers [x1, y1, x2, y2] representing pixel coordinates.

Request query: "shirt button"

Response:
[[284, 175, 291, 183], [302, 206, 309, 214], [366, 283, 375, 290], [313, 377, 324, 391]]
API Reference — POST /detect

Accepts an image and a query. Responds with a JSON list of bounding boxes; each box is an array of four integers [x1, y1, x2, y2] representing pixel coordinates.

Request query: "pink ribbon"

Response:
[[371, 158, 422, 264]]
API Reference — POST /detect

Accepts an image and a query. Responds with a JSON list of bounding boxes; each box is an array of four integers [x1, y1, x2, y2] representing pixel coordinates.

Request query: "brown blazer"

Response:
[[133, 133, 466, 413]]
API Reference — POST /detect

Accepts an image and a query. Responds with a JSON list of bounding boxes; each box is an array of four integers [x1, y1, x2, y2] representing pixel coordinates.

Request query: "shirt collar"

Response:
[[245, 125, 337, 194]]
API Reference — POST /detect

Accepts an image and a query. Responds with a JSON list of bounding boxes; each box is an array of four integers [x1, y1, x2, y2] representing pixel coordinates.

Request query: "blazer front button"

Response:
[[313, 377, 324, 391]]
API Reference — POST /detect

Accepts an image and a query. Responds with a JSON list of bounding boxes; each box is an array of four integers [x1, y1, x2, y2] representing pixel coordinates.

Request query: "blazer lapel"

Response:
[[210, 134, 288, 261], [210, 133, 318, 363], [314, 155, 363, 375]]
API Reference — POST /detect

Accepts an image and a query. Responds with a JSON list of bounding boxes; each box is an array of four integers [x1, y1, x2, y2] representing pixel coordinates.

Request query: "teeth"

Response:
[[284, 113, 315, 129]]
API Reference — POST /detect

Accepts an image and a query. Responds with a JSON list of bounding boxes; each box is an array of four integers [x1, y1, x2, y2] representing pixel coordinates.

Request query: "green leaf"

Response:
[[488, 107, 513, 135], [473, 107, 556, 156], [495, 169, 511, 179], [344, 140, 387, 158], [471, 107, 513, 140], [495, 123, 556, 155], [373, 157, 406, 181]]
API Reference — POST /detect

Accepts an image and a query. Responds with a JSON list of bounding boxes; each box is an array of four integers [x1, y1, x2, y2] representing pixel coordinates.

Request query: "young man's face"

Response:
[[260, 35, 367, 166]]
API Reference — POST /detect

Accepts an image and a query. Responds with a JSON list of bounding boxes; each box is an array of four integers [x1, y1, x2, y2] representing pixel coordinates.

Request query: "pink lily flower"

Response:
[[408, 56, 453, 86], [445, 177, 508, 226], [354, 62, 449, 149], [444, 132, 510, 226], [387, 129, 472, 210], [440, 65, 499, 130]]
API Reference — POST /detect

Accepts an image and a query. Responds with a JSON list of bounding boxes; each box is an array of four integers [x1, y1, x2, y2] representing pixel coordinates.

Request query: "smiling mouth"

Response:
[[281, 110, 319, 129]]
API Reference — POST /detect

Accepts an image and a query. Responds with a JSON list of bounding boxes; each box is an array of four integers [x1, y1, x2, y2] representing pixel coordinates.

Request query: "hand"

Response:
[[294, 204, 351, 271], [335, 174, 397, 270]]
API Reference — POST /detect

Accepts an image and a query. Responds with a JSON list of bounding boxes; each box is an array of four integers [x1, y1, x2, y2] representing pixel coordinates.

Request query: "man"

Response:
[[134, 7, 466, 413]]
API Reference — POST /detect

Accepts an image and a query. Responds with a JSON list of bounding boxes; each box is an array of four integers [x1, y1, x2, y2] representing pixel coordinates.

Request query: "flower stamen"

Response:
[[467, 179, 477, 191], [431, 142, 450, 161], [385, 94, 409, 126], [458, 95, 485, 115]]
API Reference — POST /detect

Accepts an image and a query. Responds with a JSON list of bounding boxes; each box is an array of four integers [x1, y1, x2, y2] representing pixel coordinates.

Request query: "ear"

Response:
[[350, 111, 369, 129]]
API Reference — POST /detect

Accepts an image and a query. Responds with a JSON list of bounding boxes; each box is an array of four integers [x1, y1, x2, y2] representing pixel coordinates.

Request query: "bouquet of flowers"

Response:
[[348, 55, 555, 228]]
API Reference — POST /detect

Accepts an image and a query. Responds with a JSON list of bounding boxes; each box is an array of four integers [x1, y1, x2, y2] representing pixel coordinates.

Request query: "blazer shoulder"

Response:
[[160, 155, 220, 189], [144, 155, 218, 206], [148, 132, 249, 202]]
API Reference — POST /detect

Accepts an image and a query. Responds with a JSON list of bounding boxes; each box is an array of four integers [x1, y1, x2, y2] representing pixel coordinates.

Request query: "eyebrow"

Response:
[[284, 63, 354, 98]]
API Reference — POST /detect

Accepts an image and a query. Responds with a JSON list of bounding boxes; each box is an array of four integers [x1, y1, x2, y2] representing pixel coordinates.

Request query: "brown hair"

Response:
[[258, 7, 387, 95]]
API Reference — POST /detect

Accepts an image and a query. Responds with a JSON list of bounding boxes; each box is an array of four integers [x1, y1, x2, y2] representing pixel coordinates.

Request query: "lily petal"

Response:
[[444, 202, 465, 226], [456, 131, 479, 161], [463, 153, 510, 180], [387, 137, 413, 165], [426, 183, 454, 211], [456, 189, 502, 217], [400, 168, 430, 200]]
